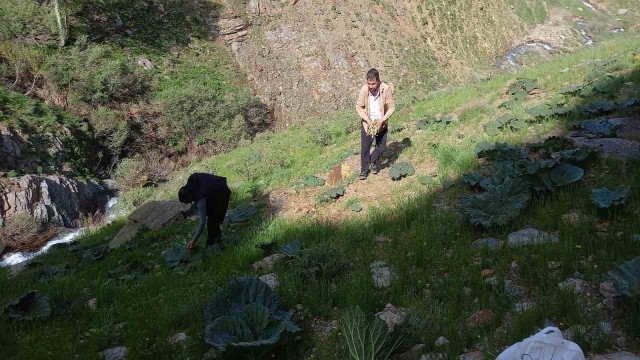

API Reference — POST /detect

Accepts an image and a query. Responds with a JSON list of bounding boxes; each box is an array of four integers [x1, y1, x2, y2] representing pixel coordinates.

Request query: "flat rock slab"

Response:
[[614, 117, 640, 141], [508, 228, 558, 247], [569, 137, 640, 159], [109, 200, 192, 249], [99, 347, 127, 360]]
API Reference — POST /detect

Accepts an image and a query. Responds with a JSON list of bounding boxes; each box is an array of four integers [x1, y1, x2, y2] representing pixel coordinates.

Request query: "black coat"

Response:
[[183, 173, 231, 219]]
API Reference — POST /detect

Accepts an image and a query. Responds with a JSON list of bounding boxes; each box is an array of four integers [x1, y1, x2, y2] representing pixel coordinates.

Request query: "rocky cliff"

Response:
[[0, 175, 116, 228], [218, 0, 635, 123]]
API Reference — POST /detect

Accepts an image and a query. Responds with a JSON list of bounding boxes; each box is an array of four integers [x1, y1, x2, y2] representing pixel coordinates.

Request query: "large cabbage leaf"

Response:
[[591, 186, 629, 208], [340, 306, 404, 360], [532, 164, 584, 192], [460, 177, 532, 228], [280, 240, 303, 258], [303, 175, 325, 187], [389, 162, 415, 181], [165, 244, 187, 268], [203, 277, 300, 354], [3, 291, 51, 321], [606, 257, 640, 297]]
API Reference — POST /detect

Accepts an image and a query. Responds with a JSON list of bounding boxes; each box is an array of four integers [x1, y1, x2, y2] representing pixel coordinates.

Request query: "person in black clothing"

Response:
[[178, 173, 231, 249]]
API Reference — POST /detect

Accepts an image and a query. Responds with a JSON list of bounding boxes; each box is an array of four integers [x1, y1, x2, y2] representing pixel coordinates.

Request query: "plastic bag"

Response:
[[496, 327, 585, 360]]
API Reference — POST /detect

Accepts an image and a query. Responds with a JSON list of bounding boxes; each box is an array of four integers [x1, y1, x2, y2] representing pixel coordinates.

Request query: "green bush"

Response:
[[45, 45, 149, 106]]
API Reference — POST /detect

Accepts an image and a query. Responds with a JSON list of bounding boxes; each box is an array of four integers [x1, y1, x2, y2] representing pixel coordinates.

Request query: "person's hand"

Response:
[[187, 239, 196, 249], [377, 120, 387, 132]]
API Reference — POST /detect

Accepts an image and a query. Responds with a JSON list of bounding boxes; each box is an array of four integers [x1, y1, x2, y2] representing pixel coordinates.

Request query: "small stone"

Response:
[[515, 301, 534, 313], [168, 333, 188, 345], [423, 288, 432, 298], [485, 276, 498, 286], [618, 9, 629, 15], [559, 278, 588, 294], [481, 269, 493, 277], [258, 273, 278, 290], [435, 336, 450, 346], [463, 287, 472, 296], [508, 228, 558, 247], [371, 261, 395, 289], [136, 57, 154, 70], [460, 351, 484, 360], [98, 347, 127, 360], [470, 238, 499, 249], [467, 309, 493, 327], [511, 261, 518, 269], [633, 234, 640, 242], [548, 261, 561, 270], [376, 304, 406, 332], [252, 254, 286, 272], [88, 298, 97, 311]]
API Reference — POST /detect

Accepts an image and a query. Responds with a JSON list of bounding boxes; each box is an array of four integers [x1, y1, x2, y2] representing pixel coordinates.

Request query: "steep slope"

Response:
[[222, 0, 636, 123]]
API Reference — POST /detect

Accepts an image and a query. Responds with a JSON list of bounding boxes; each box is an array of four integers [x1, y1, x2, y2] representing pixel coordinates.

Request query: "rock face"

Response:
[[0, 175, 115, 228], [109, 200, 192, 249], [221, 0, 532, 122]]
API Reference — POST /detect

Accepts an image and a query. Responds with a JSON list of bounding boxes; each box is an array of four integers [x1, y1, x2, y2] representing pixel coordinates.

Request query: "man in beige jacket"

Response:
[[356, 68, 395, 180]]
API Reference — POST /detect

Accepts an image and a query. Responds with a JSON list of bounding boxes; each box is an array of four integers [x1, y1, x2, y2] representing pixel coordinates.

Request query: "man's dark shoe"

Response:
[[359, 168, 369, 180], [371, 162, 380, 174]]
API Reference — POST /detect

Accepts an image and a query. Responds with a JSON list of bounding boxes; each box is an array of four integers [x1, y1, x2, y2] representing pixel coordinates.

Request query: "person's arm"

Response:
[[187, 198, 207, 249], [356, 86, 370, 126], [380, 87, 396, 128]]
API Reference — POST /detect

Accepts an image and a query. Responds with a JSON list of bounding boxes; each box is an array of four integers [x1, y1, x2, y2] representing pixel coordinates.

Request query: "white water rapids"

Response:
[[0, 197, 119, 267]]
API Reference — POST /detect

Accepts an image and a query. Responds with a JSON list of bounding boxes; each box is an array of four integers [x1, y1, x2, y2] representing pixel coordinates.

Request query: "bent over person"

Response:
[[356, 68, 396, 180], [178, 173, 231, 249]]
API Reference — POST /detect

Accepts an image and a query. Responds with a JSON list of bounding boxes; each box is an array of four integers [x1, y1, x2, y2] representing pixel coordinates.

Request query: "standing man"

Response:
[[178, 173, 231, 250], [356, 68, 395, 180]]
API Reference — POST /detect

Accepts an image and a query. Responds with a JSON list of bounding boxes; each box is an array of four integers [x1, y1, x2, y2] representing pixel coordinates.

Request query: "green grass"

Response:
[[0, 87, 101, 177], [2, 34, 640, 360]]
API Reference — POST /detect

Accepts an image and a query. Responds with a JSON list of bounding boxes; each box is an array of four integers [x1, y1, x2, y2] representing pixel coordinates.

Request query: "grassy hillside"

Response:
[[2, 35, 639, 359]]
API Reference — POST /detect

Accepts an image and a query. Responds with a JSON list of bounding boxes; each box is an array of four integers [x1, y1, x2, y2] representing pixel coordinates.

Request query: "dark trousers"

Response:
[[206, 187, 231, 247], [361, 124, 388, 171]]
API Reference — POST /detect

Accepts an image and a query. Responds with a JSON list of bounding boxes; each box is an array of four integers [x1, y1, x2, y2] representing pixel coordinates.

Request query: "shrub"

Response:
[[114, 151, 173, 190], [0, 212, 48, 251], [45, 45, 150, 106]]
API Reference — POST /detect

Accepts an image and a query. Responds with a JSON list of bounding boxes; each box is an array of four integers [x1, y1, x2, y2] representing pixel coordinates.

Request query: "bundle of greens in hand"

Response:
[[367, 119, 379, 137]]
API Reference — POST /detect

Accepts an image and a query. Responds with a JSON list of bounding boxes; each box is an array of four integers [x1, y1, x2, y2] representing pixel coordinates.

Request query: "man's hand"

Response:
[[187, 239, 196, 249], [377, 119, 387, 132]]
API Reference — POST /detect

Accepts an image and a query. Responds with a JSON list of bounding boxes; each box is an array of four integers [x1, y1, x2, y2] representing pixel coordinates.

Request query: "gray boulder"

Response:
[[109, 200, 192, 249]]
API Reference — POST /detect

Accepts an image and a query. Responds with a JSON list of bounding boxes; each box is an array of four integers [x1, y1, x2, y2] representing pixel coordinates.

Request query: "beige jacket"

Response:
[[356, 82, 395, 125]]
